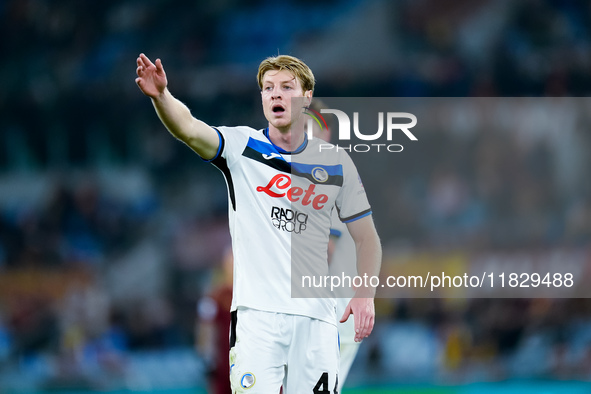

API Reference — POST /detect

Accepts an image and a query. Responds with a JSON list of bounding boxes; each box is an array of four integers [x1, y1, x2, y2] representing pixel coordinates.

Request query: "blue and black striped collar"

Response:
[[262, 128, 308, 155]]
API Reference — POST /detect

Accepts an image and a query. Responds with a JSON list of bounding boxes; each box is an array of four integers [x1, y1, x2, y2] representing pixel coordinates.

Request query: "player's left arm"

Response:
[[340, 214, 382, 342]]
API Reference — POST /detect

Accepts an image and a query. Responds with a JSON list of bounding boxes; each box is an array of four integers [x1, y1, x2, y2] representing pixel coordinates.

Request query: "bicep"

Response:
[[346, 215, 379, 247], [184, 118, 221, 160]]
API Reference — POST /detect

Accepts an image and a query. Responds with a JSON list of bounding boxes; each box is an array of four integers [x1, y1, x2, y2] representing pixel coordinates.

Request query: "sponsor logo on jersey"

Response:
[[256, 174, 329, 210], [271, 206, 308, 233]]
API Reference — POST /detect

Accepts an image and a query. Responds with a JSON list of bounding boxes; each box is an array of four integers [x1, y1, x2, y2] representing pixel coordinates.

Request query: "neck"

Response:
[[268, 125, 305, 152]]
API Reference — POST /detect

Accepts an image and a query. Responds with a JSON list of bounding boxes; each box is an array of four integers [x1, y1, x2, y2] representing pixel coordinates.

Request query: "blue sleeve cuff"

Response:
[[201, 127, 223, 162], [341, 209, 372, 223]]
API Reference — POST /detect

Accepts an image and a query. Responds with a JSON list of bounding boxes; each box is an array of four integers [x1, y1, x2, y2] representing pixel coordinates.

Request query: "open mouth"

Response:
[[272, 105, 285, 114]]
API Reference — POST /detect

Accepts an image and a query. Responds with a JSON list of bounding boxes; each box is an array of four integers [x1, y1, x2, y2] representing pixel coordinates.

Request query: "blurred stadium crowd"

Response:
[[1, 0, 591, 391]]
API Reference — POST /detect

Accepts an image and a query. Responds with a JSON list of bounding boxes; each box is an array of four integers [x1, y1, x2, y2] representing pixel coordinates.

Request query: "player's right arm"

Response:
[[135, 53, 219, 160]]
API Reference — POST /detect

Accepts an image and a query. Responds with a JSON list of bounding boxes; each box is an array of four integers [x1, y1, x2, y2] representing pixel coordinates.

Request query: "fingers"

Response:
[[356, 314, 375, 342], [354, 315, 364, 342], [349, 298, 375, 342], [137, 55, 145, 70], [354, 314, 373, 342], [136, 54, 162, 84], [339, 305, 351, 323], [136, 56, 147, 78], [139, 53, 155, 68], [341, 298, 374, 342], [136, 53, 158, 74]]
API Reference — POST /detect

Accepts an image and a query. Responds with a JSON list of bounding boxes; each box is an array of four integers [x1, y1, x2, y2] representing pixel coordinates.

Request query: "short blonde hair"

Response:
[[257, 55, 315, 93]]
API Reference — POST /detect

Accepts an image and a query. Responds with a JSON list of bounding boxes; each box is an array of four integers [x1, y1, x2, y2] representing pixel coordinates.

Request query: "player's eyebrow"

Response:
[[264, 75, 297, 85], [263, 79, 297, 91]]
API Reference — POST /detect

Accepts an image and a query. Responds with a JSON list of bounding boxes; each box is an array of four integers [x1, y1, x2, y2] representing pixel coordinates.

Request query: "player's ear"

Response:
[[304, 90, 313, 106]]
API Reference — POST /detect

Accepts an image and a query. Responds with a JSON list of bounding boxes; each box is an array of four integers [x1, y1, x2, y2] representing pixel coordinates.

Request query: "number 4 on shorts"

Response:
[[313, 372, 338, 394]]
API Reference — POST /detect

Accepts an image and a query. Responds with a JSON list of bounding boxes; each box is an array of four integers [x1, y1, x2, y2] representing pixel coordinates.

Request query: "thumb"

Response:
[[135, 77, 145, 90], [339, 304, 352, 323]]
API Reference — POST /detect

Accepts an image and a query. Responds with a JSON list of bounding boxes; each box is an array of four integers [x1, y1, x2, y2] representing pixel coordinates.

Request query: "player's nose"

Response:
[[270, 86, 282, 99]]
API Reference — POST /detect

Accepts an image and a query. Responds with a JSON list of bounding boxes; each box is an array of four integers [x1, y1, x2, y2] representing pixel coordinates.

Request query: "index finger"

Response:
[[354, 313, 368, 341], [362, 314, 374, 338], [355, 310, 375, 341], [138, 53, 155, 69]]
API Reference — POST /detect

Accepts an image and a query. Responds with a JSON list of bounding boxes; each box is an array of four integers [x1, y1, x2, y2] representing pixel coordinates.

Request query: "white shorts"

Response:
[[229, 307, 339, 394]]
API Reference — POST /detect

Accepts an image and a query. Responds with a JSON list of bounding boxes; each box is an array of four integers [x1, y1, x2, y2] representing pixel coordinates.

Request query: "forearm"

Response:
[[347, 215, 382, 298], [355, 234, 382, 297], [152, 89, 195, 141], [151, 89, 218, 159]]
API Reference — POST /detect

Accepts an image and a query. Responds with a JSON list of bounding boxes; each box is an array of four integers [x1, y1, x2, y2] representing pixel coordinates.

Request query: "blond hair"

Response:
[[257, 55, 315, 93]]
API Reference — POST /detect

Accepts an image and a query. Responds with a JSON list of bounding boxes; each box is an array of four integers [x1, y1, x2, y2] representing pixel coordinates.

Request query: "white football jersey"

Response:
[[209, 126, 371, 325]]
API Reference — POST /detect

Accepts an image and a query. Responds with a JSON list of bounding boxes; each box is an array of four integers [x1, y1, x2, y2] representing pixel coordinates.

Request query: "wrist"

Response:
[[354, 286, 376, 299]]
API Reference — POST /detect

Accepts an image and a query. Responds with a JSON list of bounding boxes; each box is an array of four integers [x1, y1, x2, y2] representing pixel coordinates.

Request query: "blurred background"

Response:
[[1, 0, 591, 392]]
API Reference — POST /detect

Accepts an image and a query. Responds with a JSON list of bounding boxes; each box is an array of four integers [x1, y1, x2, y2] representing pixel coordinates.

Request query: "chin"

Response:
[[272, 123, 290, 131], [271, 118, 291, 129]]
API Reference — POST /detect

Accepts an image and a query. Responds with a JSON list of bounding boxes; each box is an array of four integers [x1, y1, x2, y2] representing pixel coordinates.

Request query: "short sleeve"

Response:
[[335, 152, 372, 223]]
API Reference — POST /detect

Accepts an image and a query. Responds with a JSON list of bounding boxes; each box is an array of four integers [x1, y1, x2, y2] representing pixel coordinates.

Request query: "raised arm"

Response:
[[135, 53, 220, 160], [340, 214, 382, 342]]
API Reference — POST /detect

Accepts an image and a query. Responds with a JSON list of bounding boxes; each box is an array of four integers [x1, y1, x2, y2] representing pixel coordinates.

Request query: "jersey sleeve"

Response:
[[207, 126, 253, 163], [199, 127, 224, 163], [335, 152, 372, 223]]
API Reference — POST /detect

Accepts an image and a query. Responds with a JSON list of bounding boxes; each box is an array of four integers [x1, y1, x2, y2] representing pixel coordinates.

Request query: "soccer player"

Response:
[[135, 53, 381, 393]]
